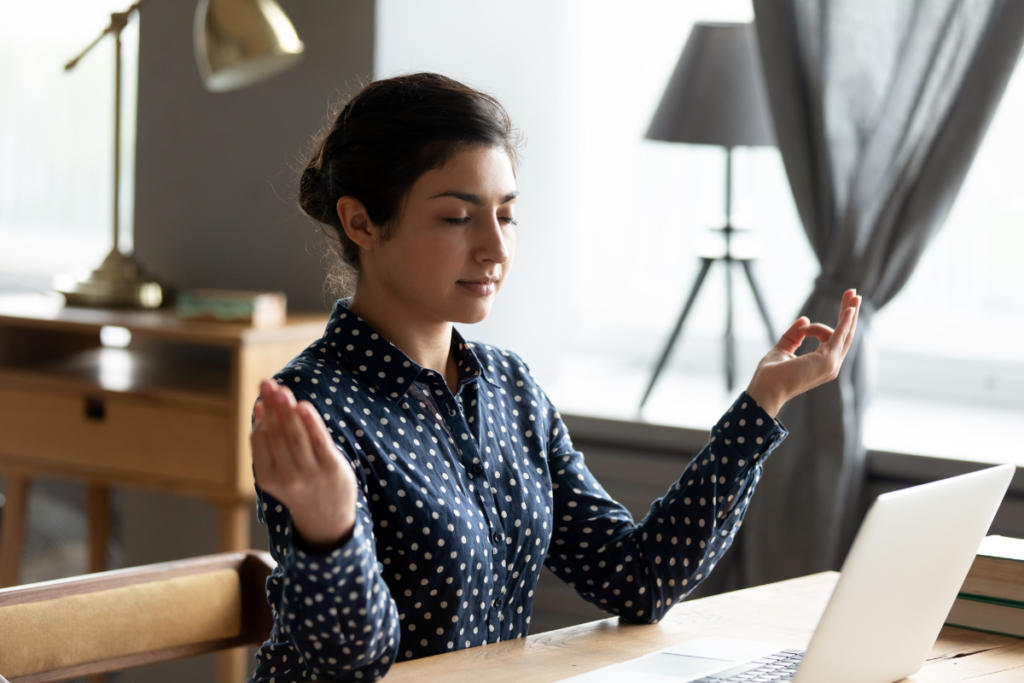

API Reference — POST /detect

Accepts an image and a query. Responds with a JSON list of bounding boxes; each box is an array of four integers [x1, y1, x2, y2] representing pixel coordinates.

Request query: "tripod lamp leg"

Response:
[[639, 258, 714, 410], [740, 260, 777, 343], [725, 258, 735, 392]]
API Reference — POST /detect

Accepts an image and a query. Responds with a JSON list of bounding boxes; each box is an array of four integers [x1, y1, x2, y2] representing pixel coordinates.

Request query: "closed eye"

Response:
[[444, 216, 517, 226]]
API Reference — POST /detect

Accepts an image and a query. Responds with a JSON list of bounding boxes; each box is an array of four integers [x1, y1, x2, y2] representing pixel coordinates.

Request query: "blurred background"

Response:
[[1, 0, 1023, 680]]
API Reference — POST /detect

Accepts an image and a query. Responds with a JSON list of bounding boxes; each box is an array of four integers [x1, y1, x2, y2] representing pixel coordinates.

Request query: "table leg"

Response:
[[219, 646, 250, 683], [85, 484, 111, 683], [88, 484, 110, 573], [0, 472, 30, 588], [220, 500, 251, 552], [219, 500, 252, 683]]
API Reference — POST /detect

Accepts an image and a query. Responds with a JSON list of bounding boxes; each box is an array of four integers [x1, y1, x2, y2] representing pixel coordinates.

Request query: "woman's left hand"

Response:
[[745, 288, 862, 418]]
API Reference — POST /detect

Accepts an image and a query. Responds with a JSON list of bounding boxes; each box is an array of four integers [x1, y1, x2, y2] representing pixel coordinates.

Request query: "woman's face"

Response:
[[362, 145, 518, 325]]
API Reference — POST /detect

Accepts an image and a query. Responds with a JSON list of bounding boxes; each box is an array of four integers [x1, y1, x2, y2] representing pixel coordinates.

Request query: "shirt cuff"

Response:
[[712, 391, 788, 464], [283, 507, 374, 572]]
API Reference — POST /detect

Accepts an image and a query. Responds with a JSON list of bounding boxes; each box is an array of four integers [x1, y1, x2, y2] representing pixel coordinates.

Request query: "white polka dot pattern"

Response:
[[248, 299, 787, 682]]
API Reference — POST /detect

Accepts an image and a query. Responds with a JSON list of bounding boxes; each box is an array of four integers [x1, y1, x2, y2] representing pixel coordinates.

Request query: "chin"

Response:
[[449, 298, 494, 325]]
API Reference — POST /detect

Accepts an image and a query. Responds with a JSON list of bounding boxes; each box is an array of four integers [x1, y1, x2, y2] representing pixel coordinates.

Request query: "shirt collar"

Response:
[[322, 299, 494, 402]]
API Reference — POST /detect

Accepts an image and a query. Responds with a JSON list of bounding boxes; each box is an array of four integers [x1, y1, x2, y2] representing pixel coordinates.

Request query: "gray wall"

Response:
[[133, 0, 375, 312], [120, 3, 374, 681]]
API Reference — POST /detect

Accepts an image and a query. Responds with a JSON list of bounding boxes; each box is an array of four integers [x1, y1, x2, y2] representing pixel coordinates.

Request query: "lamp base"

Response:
[[53, 249, 163, 309]]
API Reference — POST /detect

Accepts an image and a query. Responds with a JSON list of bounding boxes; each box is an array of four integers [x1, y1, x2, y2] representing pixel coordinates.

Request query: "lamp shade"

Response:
[[194, 0, 305, 93], [646, 22, 774, 147]]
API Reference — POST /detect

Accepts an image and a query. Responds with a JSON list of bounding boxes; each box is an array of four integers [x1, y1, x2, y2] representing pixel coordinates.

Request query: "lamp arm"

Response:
[[64, 0, 153, 71]]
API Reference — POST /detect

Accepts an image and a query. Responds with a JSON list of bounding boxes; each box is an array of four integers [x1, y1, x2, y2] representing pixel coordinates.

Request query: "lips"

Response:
[[457, 276, 498, 297]]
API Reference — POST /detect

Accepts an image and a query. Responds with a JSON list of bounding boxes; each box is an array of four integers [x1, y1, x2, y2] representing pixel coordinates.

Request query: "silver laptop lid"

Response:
[[793, 463, 1015, 683]]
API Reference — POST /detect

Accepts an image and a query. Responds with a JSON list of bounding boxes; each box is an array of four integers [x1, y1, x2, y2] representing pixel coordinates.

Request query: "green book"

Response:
[[944, 536, 1024, 639], [176, 289, 287, 328], [947, 594, 1024, 639]]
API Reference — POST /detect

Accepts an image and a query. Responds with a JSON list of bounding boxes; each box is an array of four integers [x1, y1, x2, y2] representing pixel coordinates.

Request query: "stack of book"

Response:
[[176, 289, 287, 328], [946, 535, 1024, 638]]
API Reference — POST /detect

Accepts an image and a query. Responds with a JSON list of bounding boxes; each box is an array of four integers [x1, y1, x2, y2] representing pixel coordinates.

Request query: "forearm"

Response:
[[546, 392, 787, 623], [262, 490, 400, 678]]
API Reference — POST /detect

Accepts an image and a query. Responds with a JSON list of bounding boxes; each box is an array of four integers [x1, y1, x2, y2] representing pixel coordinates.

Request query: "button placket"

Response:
[[464, 386, 514, 629], [429, 372, 511, 644], [439, 396, 505, 537], [425, 377, 511, 641]]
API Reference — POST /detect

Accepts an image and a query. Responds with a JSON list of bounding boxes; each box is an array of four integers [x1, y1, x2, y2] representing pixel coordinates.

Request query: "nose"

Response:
[[476, 214, 511, 264]]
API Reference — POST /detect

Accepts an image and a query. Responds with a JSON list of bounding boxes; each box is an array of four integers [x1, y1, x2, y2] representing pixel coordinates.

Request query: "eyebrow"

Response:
[[429, 190, 519, 205]]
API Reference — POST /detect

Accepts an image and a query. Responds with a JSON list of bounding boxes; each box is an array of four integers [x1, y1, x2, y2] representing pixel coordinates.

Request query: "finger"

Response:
[[252, 400, 265, 431], [799, 322, 835, 344], [776, 316, 811, 355], [260, 385, 300, 481], [250, 427, 276, 487], [824, 305, 856, 357], [274, 389, 319, 474], [259, 378, 280, 405], [258, 380, 280, 430], [841, 295, 862, 356], [277, 384, 298, 407], [840, 288, 856, 312], [272, 385, 318, 469], [298, 402, 340, 472], [832, 292, 859, 352]]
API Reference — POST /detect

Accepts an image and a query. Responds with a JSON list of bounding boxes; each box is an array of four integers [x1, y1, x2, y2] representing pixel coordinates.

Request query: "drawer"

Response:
[[0, 386, 231, 488]]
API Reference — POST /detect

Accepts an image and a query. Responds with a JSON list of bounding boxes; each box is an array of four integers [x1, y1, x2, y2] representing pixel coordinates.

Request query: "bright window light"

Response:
[[0, 1, 139, 277]]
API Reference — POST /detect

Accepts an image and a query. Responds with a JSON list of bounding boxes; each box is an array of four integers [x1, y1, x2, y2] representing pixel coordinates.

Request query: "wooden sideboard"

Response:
[[0, 294, 326, 682]]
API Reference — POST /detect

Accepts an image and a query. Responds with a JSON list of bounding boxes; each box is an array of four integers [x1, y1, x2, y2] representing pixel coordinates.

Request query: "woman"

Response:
[[248, 72, 860, 683]]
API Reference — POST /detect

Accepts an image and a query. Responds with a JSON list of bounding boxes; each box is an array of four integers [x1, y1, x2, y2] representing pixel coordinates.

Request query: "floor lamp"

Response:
[[639, 21, 778, 409]]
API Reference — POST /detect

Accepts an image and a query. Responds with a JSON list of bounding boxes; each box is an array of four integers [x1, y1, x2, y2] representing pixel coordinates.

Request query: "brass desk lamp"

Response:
[[55, 0, 304, 308]]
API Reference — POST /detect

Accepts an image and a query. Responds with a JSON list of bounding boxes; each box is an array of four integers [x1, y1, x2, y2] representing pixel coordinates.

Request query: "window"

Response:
[[864, 57, 1024, 461], [547, 0, 1024, 463], [0, 1, 139, 280], [550, 0, 818, 427]]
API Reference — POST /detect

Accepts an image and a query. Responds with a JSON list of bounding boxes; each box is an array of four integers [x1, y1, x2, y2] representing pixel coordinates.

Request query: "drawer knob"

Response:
[[85, 396, 106, 421]]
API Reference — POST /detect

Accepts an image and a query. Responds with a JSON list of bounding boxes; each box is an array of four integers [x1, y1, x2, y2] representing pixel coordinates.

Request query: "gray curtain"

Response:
[[728, 0, 1024, 588]]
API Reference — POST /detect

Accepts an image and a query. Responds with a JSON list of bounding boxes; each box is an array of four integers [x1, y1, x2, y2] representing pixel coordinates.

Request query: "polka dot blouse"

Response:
[[248, 298, 787, 682]]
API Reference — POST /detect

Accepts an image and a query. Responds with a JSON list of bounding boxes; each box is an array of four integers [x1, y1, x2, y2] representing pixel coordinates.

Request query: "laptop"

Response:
[[556, 463, 1015, 683]]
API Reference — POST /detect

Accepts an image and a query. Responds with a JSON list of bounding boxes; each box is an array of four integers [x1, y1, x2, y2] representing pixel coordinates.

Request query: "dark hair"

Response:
[[298, 72, 521, 294]]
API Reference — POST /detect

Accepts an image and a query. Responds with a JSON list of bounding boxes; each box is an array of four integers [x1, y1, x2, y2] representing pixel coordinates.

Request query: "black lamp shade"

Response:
[[646, 22, 775, 148]]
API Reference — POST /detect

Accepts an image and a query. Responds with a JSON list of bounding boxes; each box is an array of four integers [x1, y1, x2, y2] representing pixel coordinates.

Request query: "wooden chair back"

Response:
[[0, 551, 275, 683]]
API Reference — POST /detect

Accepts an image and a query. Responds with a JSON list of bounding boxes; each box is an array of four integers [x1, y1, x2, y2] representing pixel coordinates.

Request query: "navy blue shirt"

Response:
[[248, 299, 787, 682]]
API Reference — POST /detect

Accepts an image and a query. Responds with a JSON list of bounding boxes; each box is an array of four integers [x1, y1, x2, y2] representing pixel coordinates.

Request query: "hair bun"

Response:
[[298, 161, 333, 225]]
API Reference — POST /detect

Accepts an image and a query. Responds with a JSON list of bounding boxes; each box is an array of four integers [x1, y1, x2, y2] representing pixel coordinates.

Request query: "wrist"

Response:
[[292, 505, 356, 552], [744, 384, 782, 419]]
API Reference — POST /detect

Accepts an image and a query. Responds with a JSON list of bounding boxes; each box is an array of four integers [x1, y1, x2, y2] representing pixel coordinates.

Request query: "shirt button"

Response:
[[492, 597, 503, 608], [492, 530, 504, 544], [472, 463, 484, 476]]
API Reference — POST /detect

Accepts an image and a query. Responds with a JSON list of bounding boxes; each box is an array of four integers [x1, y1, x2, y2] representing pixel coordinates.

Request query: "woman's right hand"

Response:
[[251, 379, 358, 550]]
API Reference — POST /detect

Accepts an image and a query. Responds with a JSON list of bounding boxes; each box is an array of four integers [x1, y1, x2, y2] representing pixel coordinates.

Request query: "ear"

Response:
[[336, 196, 379, 252]]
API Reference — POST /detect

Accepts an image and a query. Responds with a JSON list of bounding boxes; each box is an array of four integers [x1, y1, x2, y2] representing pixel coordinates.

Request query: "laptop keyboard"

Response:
[[692, 648, 805, 682]]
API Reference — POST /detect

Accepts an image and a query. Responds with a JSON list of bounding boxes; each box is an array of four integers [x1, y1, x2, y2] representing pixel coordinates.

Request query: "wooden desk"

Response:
[[0, 294, 326, 682], [385, 572, 1024, 682]]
